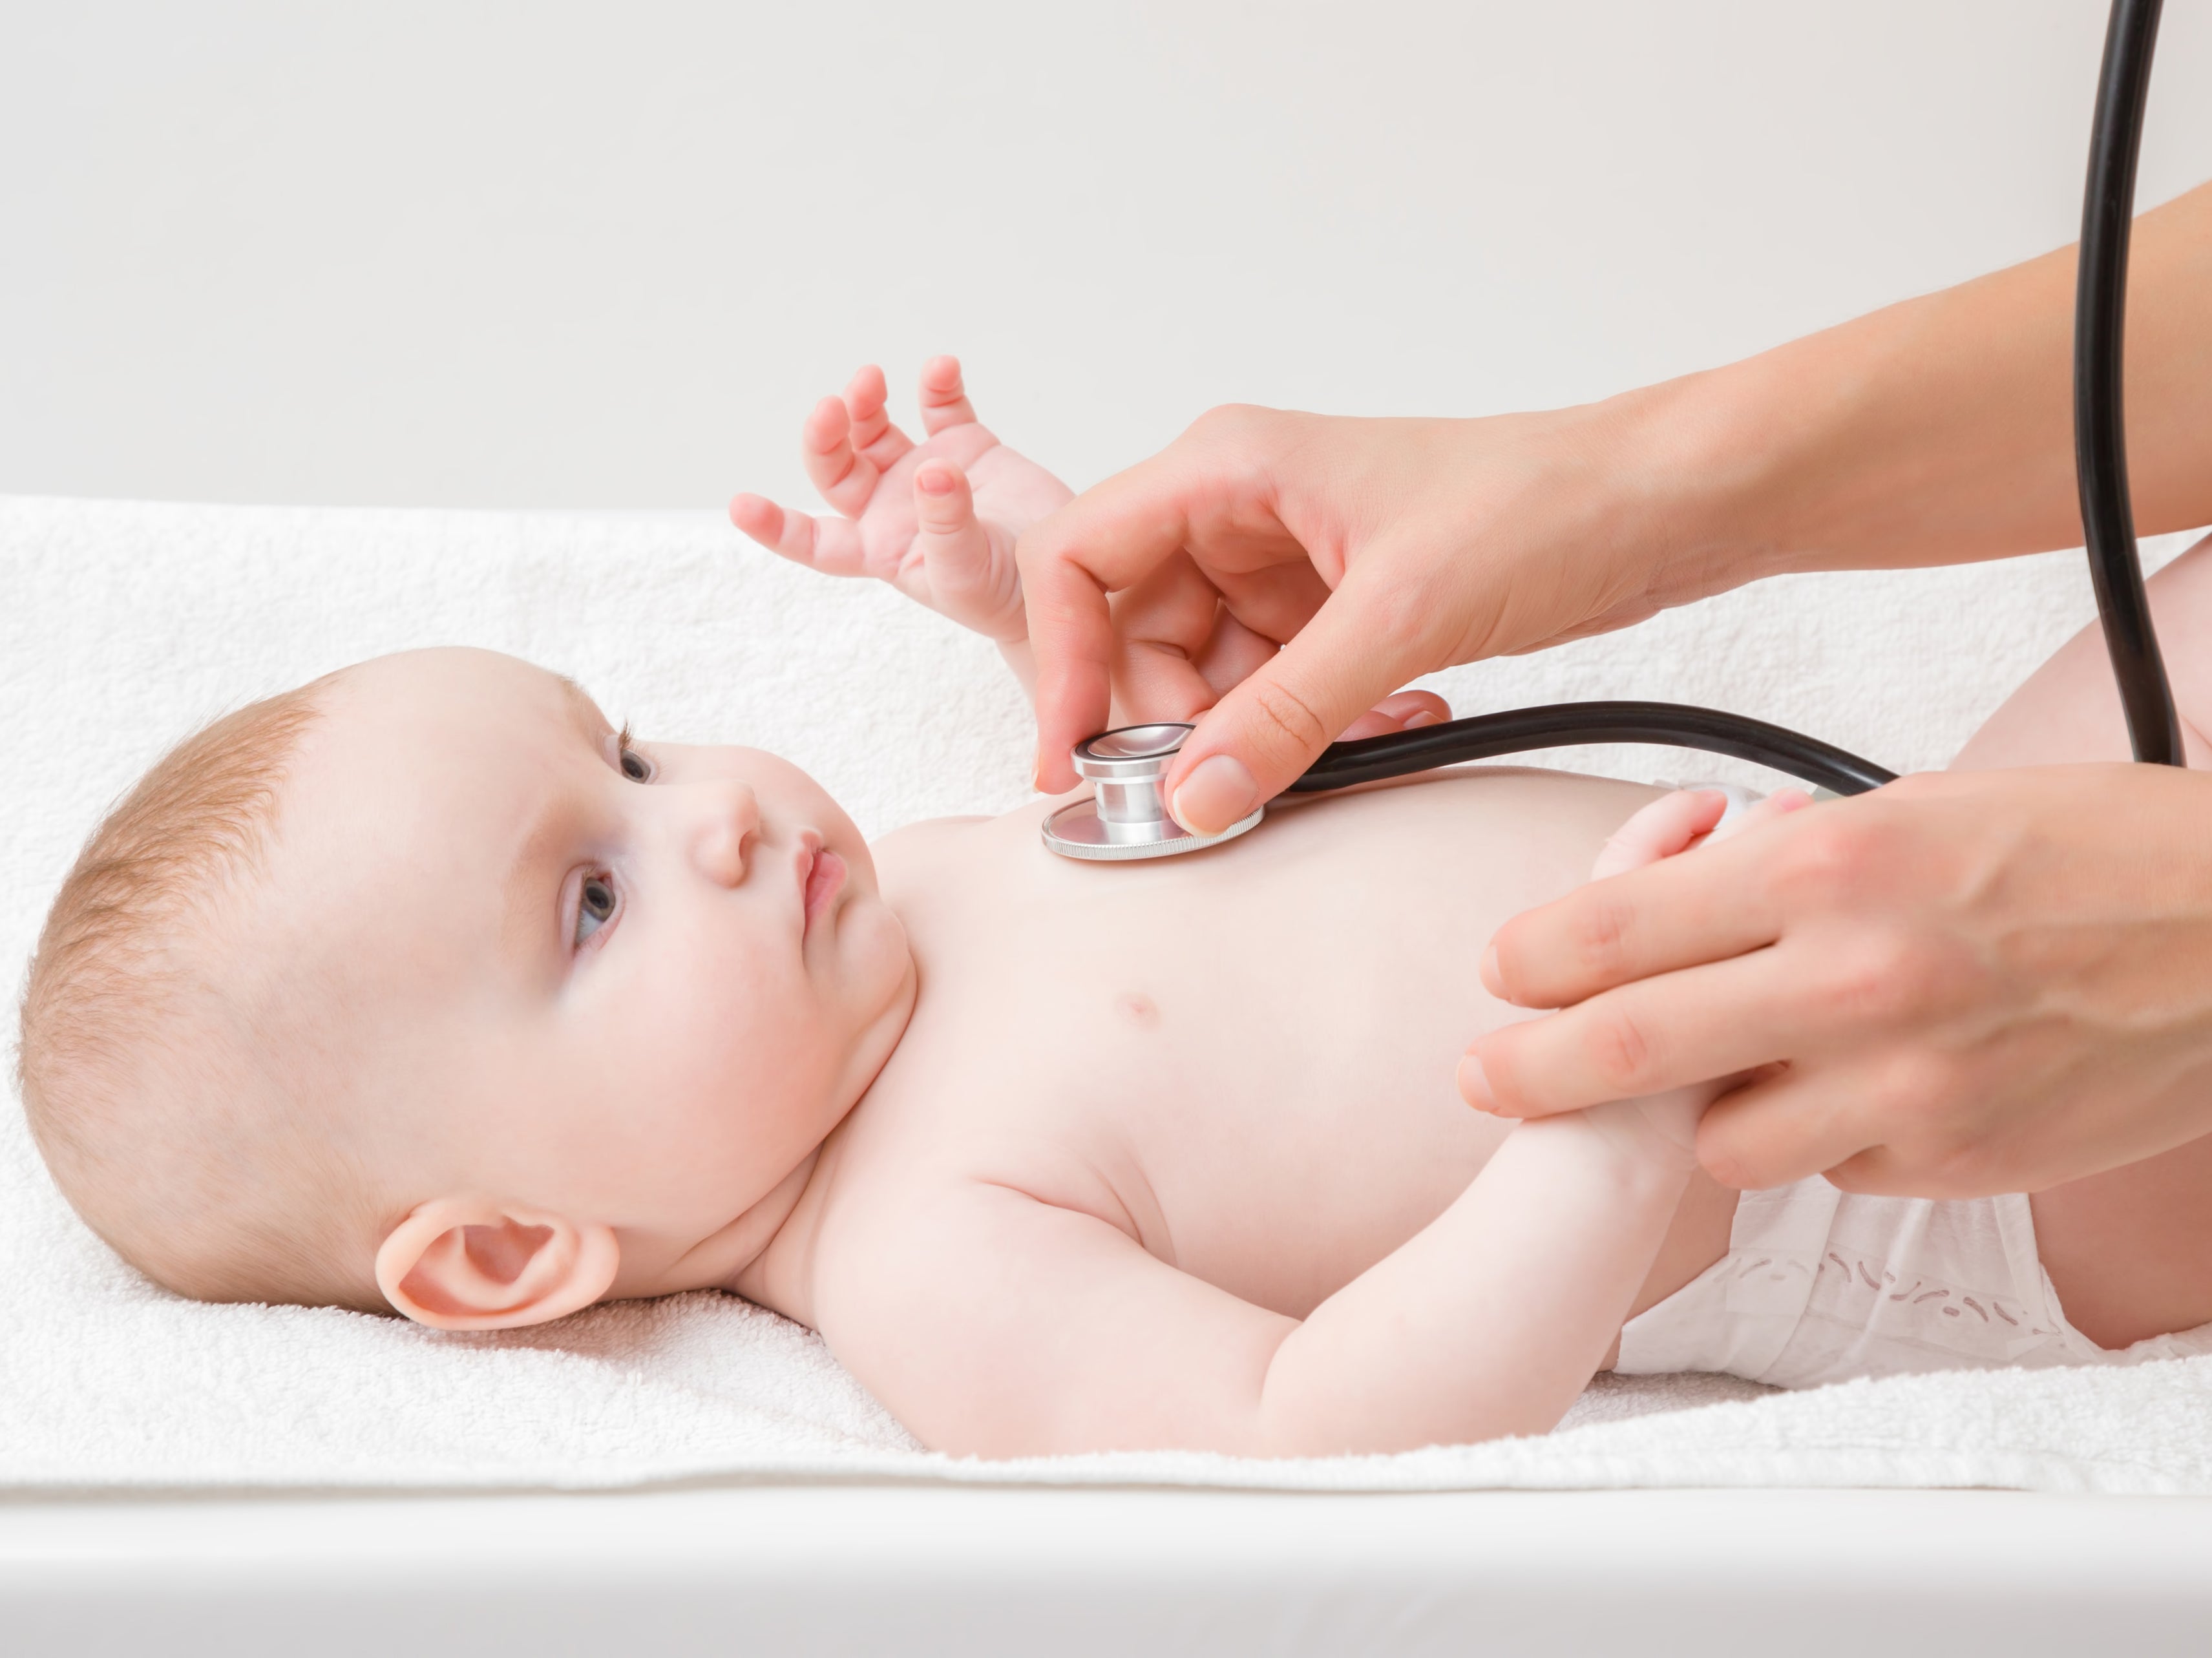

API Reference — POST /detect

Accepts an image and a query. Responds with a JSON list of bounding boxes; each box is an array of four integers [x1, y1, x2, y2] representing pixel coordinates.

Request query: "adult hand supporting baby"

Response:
[[1018, 180, 2212, 1197], [1466, 764, 2212, 1198]]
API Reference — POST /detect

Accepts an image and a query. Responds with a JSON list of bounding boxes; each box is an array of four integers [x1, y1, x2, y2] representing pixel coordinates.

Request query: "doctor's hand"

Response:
[[734, 364, 1453, 736], [1015, 397, 1689, 818], [1460, 764, 2212, 1199]]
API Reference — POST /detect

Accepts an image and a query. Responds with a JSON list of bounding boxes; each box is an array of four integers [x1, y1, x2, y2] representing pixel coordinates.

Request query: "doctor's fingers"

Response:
[[1696, 1069, 1889, 1191], [1693, 1063, 1937, 1195], [1464, 943, 1831, 1120], [1111, 616, 1450, 740], [1161, 558, 1471, 834], [1701, 1040, 2103, 1200], [1091, 557, 1238, 726], [1482, 827, 1793, 1011], [1106, 556, 1280, 717], [1018, 430, 1308, 789]]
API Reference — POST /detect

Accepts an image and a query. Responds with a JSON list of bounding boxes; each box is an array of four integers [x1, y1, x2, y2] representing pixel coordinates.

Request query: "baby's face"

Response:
[[270, 648, 915, 1306]]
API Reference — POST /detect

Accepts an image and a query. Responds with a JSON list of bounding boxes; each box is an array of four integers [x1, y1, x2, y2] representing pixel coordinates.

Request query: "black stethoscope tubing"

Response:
[[1290, 0, 2178, 801]]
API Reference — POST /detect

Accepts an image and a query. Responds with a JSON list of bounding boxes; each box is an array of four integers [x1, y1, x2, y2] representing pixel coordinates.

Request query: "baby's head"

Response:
[[17, 647, 914, 1327]]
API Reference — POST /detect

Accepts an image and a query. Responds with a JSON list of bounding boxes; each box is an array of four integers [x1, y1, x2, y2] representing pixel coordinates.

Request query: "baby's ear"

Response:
[[375, 1197, 618, 1330]]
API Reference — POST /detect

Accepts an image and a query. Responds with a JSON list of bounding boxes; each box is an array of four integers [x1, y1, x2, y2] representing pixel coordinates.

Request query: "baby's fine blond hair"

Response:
[[17, 680, 385, 1311]]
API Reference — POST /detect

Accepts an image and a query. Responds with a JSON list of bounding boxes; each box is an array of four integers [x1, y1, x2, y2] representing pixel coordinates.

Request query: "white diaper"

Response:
[[1616, 1177, 2212, 1387]]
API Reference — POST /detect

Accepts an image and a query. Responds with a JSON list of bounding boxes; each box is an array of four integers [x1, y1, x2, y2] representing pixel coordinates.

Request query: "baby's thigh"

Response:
[[1952, 533, 2212, 770]]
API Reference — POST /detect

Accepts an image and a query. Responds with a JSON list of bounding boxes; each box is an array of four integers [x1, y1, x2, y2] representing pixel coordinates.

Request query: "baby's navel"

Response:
[[1117, 992, 1162, 1029]]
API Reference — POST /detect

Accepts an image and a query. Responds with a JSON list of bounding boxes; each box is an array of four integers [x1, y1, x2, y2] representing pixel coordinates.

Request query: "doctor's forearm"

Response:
[[1631, 178, 2212, 595]]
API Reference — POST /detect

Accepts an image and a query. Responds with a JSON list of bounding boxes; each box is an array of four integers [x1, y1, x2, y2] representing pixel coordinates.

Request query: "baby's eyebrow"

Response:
[[553, 673, 611, 740], [501, 795, 578, 978], [499, 677, 608, 976]]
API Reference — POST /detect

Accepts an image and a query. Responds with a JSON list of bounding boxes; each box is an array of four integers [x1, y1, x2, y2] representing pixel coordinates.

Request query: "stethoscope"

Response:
[[1046, 0, 2179, 863]]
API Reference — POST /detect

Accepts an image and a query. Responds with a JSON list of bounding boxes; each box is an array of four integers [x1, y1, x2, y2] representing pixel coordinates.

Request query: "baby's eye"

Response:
[[615, 726, 655, 782], [575, 873, 618, 945]]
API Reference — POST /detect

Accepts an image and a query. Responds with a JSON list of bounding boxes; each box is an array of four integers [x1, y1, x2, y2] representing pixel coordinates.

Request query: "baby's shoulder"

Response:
[[814, 1082, 1141, 1266]]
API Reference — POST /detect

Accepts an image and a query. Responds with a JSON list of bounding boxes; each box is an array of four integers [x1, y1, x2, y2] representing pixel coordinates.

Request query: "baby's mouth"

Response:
[[801, 839, 847, 932]]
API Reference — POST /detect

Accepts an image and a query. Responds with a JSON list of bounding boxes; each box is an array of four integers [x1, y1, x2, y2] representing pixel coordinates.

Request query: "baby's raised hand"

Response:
[[731, 358, 1071, 649]]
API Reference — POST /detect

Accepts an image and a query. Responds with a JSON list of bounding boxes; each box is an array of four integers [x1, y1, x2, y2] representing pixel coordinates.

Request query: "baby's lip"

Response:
[[797, 832, 845, 934]]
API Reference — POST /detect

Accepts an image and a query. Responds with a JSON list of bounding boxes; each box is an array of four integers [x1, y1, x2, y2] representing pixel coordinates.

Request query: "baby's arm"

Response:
[[824, 1091, 1709, 1458], [732, 361, 1449, 737]]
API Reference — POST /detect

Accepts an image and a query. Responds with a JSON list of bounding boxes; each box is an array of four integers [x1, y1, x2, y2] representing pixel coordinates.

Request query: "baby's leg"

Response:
[[1952, 533, 2212, 770]]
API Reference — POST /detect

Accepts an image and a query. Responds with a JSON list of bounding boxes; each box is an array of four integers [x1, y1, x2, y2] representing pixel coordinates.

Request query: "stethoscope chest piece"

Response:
[[1040, 723, 1265, 861]]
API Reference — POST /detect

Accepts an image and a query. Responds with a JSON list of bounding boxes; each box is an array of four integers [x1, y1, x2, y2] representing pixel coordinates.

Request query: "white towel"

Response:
[[6, 492, 2209, 1496]]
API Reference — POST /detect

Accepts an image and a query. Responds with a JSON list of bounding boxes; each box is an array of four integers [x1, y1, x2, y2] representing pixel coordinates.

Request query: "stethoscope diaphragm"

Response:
[[1040, 723, 1265, 861]]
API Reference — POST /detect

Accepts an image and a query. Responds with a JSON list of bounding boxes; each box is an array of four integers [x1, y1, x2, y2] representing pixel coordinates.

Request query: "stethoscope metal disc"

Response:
[[1040, 796, 1265, 861], [1040, 720, 1266, 861]]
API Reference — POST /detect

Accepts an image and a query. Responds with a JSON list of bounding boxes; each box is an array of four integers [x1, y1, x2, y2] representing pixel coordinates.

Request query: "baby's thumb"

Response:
[[914, 462, 1022, 640], [914, 459, 974, 532]]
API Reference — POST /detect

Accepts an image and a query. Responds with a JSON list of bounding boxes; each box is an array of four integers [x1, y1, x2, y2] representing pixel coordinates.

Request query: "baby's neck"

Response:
[[712, 1151, 826, 1308], [723, 915, 931, 1316]]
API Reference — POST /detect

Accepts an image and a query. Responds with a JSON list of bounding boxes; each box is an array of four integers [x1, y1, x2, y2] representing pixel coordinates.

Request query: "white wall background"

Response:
[[5, 1, 2212, 512]]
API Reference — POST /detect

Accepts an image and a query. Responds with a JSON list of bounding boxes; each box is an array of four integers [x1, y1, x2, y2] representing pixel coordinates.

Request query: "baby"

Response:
[[20, 361, 2212, 1459]]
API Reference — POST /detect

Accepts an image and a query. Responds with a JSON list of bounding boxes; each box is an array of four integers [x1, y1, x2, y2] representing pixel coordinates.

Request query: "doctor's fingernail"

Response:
[[1402, 710, 1441, 729], [1171, 754, 1258, 837]]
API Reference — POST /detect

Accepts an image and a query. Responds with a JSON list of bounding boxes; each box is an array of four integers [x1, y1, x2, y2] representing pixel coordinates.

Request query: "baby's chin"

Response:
[[819, 894, 919, 1090]]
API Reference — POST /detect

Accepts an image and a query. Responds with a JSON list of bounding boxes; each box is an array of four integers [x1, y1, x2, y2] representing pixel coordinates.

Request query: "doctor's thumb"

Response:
[[1168, 640, 1404, 836]]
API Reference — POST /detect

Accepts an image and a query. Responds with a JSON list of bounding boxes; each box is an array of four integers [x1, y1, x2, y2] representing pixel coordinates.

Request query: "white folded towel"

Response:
[[6, 492, 2208, 1495]]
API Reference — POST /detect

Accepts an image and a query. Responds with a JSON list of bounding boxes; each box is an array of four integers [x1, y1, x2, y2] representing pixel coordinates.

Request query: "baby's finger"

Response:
[[1591, 790, 1731, 880], [1711, 786, 1815, 844], [803, 395, 880, 519], [915, 462, 1023, 639], [918, 355, 980, 435], [728, 492, 869, 578], [842, 364, 916, 470], [1336, 690, 1451, 742]]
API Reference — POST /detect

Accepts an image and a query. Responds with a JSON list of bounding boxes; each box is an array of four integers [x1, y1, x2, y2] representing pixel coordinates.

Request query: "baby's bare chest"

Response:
[[845, 771, 1650, 1313]]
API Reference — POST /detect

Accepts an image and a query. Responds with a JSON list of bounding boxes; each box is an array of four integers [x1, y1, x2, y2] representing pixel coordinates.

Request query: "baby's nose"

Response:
[[686, 780, 760, 887]]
